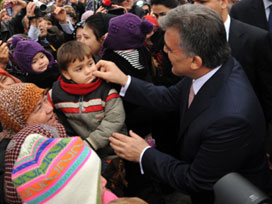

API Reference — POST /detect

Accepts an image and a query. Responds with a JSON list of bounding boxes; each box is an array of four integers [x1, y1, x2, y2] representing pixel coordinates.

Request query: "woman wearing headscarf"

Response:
[[0, 83, 117, 204]]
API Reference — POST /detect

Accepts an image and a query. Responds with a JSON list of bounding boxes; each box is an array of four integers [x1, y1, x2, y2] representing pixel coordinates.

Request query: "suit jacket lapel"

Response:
[[229, 19, 244, 56], [177, 57, 235, 145], [178, 78, 192, 133], [251, 0, 269, 30]]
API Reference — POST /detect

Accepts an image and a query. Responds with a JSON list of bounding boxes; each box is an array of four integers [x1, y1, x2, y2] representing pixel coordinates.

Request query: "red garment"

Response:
[[0, 67, 21, 84]]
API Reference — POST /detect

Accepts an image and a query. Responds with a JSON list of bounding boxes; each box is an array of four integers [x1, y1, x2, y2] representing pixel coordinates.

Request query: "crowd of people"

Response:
[[0, 0, 272, 203]]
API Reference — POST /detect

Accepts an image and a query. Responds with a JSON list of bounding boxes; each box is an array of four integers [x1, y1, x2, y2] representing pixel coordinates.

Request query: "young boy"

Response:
[[48, 41, 127, 160]]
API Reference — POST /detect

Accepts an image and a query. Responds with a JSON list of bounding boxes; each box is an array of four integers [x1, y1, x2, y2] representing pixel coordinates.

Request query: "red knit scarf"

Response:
[[60, 77, 102, 95]]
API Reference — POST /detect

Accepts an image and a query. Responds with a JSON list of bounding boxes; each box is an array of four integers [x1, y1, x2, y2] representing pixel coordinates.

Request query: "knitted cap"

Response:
[[103, 13, 153, 50], [12, 37, 55, 74], [0, 83, 44, 132], [12, 134, 101, 204], [81, 10, 94, 21]]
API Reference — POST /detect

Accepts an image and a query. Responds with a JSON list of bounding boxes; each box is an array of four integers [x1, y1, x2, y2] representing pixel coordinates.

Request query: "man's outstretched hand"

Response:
[[94, 60, 128, 86]]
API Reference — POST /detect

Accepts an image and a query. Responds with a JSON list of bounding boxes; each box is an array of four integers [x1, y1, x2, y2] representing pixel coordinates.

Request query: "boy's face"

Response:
[[62, 56, 97, 84], [32, 52, 49, 73]]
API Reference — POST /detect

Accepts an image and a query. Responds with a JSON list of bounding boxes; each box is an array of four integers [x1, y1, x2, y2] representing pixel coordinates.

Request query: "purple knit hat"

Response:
[[103, 13, 153, 50], [12, 37, 55, 74]]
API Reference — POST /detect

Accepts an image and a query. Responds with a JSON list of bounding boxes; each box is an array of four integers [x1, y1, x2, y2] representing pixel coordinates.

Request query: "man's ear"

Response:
[[61, 70, 71, 80], [221, 0, 228, 9], [191, 56, 202, 71]]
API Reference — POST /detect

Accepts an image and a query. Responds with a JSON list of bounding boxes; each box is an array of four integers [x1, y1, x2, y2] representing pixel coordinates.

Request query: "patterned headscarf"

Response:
[[4, 123, 67, 203]]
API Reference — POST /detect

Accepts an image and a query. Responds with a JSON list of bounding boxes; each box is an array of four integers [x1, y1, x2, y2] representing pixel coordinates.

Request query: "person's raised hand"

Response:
[[94, 60, 128, 86], [111, 4, 127, 13], [55, 0, 65, 7], [69, 0, 78, 5], [109, 130, 149, 162], [26, 2, 36, 17], [0, 41, 9, 69], [95, 6, 107, 14], [53, 5, 67, 24]]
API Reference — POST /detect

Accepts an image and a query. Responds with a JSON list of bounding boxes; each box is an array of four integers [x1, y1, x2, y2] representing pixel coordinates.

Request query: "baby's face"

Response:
[[32, 52, 49, 73], [62, 56, 97, 84]]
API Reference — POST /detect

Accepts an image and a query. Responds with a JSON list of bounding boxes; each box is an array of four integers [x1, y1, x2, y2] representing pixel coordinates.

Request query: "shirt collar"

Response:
[[224, 15, 231, 41], [192, 65, 221, 95], [263, 0, 272, 10]]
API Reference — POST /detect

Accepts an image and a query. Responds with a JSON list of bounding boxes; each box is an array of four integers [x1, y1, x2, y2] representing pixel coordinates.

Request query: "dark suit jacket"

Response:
[[124, 57, 271, 203], [229, 18, 272, 122], [230, 0, 269, 31]]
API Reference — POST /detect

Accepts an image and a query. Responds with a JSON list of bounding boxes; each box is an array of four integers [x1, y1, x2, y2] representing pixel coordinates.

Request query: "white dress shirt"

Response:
[[224, 15, 231, 41], [263, 0, 272, 21]]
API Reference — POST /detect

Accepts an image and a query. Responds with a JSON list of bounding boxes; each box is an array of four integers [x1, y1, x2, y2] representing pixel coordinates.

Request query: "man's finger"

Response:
[[129, 130, 142, 139], [109, 135, 126, 147], [92, 70, 107, 79], [96, 60, 108, 69], [112, 132, 132, 142]]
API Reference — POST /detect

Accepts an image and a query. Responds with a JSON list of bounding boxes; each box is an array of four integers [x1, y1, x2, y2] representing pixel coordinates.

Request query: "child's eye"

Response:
[[89, 62, 93, 66], [32, 60, 36, 64], [40, 55, 44, 59], [76, 67, 82, 72]]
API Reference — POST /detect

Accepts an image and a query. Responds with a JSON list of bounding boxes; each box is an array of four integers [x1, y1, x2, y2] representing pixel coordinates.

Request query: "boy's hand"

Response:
[[94, 60, 128, 86]]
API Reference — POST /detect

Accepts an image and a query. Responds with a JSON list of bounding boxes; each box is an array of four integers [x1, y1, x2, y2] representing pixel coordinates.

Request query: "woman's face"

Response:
[[76, 27, 84, 41], [0, 74, 17, 90], [26, 94, 57, 126], [38, 18, 53, 38], [79, 26, 102, 56]]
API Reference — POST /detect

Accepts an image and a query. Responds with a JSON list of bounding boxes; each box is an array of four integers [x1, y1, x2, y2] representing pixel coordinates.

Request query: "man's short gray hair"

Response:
[[159, 4, 231, 68]]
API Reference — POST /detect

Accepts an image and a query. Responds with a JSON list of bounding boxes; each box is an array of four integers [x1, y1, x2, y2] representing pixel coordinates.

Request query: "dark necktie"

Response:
[[269, 5, 272, 32]]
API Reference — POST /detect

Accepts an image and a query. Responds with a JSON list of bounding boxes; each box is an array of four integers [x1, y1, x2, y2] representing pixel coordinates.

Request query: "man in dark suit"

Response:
[[194, 0, 272, 158], [230, 0, 271, 31], [93, 4, 271, 204]]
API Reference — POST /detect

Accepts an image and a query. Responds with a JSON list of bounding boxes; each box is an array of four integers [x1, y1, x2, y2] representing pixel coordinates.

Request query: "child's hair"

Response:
[[57, 41, 93, 71]]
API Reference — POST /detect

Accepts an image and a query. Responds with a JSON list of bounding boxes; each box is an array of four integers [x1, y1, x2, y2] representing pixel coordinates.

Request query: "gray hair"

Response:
[[159, 4, 231, 68]]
